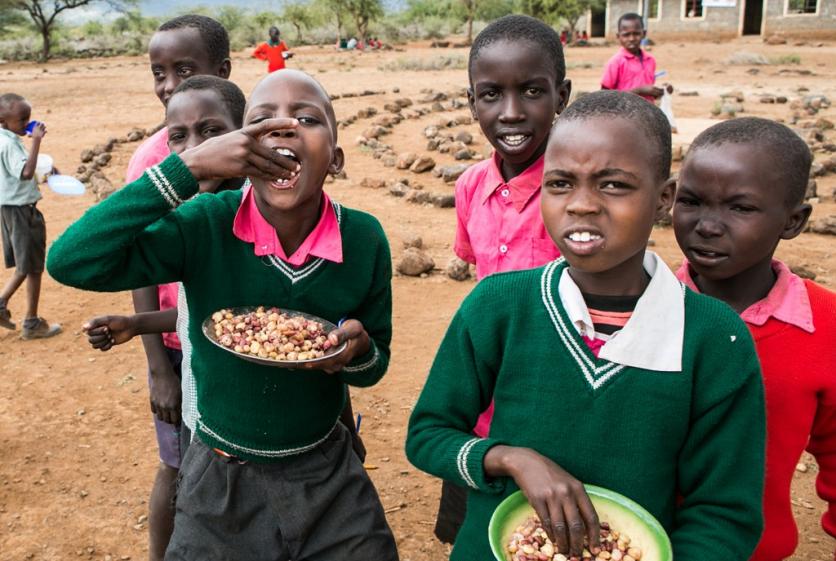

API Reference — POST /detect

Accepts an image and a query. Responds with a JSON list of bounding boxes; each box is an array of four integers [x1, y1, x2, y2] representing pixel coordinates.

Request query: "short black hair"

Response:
[[687, 117, 812, 207], [158, 15, 230, 68], [618, 12, 645, 31], [468, 15, 565, 85], [169, 76, 246, 127], [558, 90, 671, 181], [0, 93, 26, 114]]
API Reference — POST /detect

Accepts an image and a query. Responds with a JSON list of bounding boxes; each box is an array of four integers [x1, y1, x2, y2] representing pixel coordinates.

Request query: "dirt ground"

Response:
[[1, 35, 834, 561]]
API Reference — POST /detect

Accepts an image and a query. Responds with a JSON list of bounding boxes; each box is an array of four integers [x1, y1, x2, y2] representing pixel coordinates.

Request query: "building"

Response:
[[583, 0, 836, 39]]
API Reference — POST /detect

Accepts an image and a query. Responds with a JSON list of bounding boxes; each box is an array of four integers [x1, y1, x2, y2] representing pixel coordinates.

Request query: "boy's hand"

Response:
[[484, 446, 601, 557], [633, 85, 664, 99], [303, 319, 370, 374], [30, 122, 46, 140], [179, 118, 301, 189], [83, 315, 137, 351], [148, 359, 182, 426]]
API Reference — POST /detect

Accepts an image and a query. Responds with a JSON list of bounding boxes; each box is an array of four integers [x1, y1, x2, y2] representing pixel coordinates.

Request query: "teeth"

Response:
[[568, 232, 601, 243], [502, 134, 526, 146]]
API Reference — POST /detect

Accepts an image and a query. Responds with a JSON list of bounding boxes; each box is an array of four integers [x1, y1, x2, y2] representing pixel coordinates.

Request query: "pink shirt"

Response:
[[601, 47, 657, 102], [675, 260, 814, 332], [232, 185, 343, 265], [454, 152, 560, 281], [126, 128, 181, 349]]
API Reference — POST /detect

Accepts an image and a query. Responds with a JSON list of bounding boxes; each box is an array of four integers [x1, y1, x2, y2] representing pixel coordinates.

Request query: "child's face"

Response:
[[166, 89, 238, 155], [468, 40, 570, 176], [541, 117, 673, 284], [244, 70, 343, 215], [0, 101, 30, 136], [149, 28, 231, 107], [674, 144, 811, 282], [617, 19, 645, 54]]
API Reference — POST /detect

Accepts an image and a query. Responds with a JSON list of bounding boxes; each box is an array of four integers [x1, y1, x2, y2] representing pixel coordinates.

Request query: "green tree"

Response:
[[342, 0, 382, 44], [7, 0, 132, 61], [282, 2, 314, 43]]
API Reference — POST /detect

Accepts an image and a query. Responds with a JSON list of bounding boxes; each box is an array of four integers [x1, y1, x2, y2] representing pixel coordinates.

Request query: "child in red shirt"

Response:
[[673, 117, 836, 561], [253, 26, 293, 73]]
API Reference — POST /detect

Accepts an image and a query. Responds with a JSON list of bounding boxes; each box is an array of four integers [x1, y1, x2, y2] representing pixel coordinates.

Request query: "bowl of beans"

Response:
[[489, 486, 671, 561], [202, 306, 347, 368]]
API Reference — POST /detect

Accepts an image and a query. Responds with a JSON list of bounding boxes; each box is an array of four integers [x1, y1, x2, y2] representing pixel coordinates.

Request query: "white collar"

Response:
[[557, 251, 685, 372]]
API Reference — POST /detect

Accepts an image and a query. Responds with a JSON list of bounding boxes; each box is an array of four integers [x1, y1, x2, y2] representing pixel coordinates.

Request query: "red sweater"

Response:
[[750, 280, 836, 561]]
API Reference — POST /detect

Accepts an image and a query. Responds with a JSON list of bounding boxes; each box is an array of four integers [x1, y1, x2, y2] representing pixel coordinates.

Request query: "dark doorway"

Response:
[[591, 6, 606, 37], [743, 0, 764, 35]]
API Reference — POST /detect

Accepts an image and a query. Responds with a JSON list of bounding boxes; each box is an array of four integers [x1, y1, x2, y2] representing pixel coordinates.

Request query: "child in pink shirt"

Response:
[[440, 14, 571, 545], [601, 13, 665, 102]]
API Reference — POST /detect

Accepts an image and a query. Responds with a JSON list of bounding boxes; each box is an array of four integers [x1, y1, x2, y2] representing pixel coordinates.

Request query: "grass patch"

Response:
[[379, 55, 467, 72]]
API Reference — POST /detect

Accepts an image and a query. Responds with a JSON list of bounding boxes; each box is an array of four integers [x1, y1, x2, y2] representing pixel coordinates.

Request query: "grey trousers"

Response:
[[165, 423, 399, 561]]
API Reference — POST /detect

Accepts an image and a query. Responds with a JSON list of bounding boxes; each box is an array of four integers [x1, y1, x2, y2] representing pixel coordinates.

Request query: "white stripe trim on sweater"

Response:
[[457, 437, 481, 489], [197, 419, 338, 458]]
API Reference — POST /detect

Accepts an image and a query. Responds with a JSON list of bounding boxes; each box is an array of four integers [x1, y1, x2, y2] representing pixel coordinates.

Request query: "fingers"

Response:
[[243, 117, 298, 139]]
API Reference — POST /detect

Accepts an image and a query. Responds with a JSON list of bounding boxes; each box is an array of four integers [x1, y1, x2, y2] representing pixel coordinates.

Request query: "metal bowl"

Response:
[[202, 306, 347, 368]]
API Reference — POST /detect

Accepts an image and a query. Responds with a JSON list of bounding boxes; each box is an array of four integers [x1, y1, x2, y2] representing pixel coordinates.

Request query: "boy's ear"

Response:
[[781, 203, 813, 240], [216, 59, 232, 79], [655, 177, 676, 221], [328, 146, 345, 175], [467, 87, 477, 121], [555, 79, 572, 114]]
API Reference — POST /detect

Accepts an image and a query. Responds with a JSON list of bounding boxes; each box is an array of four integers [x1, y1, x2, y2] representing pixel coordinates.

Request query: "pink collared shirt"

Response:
[[675, 260, 815, 333], [126, 128, 181, 349], [232, 185, 343, 265], [601, 47, 657, 102], [454, 152, 560, 281]]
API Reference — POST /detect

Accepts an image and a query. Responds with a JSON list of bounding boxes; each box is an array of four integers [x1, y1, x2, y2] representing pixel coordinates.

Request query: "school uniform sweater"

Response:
[[48, 154, 392, 462], [406, 259, 766, 561]]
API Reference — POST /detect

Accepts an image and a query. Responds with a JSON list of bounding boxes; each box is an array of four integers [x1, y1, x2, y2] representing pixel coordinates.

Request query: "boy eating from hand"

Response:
[[406, 91, 766, 561]]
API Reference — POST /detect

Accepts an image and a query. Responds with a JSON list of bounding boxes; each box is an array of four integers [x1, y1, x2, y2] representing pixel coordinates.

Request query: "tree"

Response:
[[8, 0, 131, 61], [341, 0, 382, 44], [282, 2, 315, 43]]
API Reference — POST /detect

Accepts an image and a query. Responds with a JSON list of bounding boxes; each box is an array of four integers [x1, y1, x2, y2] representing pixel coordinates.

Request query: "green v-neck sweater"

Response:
[[406, 260, 766, 561], [48, 154, 392, 462]]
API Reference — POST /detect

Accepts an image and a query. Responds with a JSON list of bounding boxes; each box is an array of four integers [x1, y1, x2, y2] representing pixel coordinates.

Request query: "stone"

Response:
[[80, 149, 94, 163], [427, 138, 440, 151], [402, 234, 423, 249], [361, 177, 386, 189], [454, 148, 473, 161], [808, 215, 836, 235], [424, 125, 439, 139], [405, 189, 432, 204], [445, 257, 471, 281], [397, 248, 435, 276], [455, 131, 473, 145], [362, 126, 388, 139], [410, 156, 436, 173], [440, 163, 470, 183], [397, 152, 417, 169], [389, 182, 409, 197], [94, 153, 112, 167], [432, 193, 456, 208]]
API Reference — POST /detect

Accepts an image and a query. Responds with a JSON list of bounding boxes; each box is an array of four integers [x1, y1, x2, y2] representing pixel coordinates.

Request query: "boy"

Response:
[[406, 91, 766, 561], [253, 26, 293, 73], [124, 15, 233, 561], [441, 14, 571, 543], [673, 117, 836, 561], [601, 13, 666, 102], [0, 93, 61, 339], [48, 69, 398, 561]]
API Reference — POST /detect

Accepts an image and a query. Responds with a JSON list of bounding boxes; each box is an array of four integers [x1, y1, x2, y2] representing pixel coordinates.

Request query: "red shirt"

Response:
[[601, 47, 657, 102], [253, 41, 289, 73], [677, 260, 836, 561]]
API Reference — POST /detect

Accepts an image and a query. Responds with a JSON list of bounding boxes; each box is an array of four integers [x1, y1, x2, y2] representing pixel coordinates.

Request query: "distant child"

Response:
[[601, 13, 668, 102], [440, 14, 571, 544], [48, 69, 397, 561], [0, 93, 61, 339], [253, 26, 293, 73], [672, 117, 836, 561], [125, 15, 233, 561], [406, 91, 766, 561]]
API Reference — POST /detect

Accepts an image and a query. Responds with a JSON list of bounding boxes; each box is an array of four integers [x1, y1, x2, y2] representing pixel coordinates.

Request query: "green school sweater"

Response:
[[48, 154, 392, 462], [405, 259, 766, 561]]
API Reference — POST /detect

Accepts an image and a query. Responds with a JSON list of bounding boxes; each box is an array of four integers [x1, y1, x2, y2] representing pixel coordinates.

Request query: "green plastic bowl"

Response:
[[489, 486, 672, 561]]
